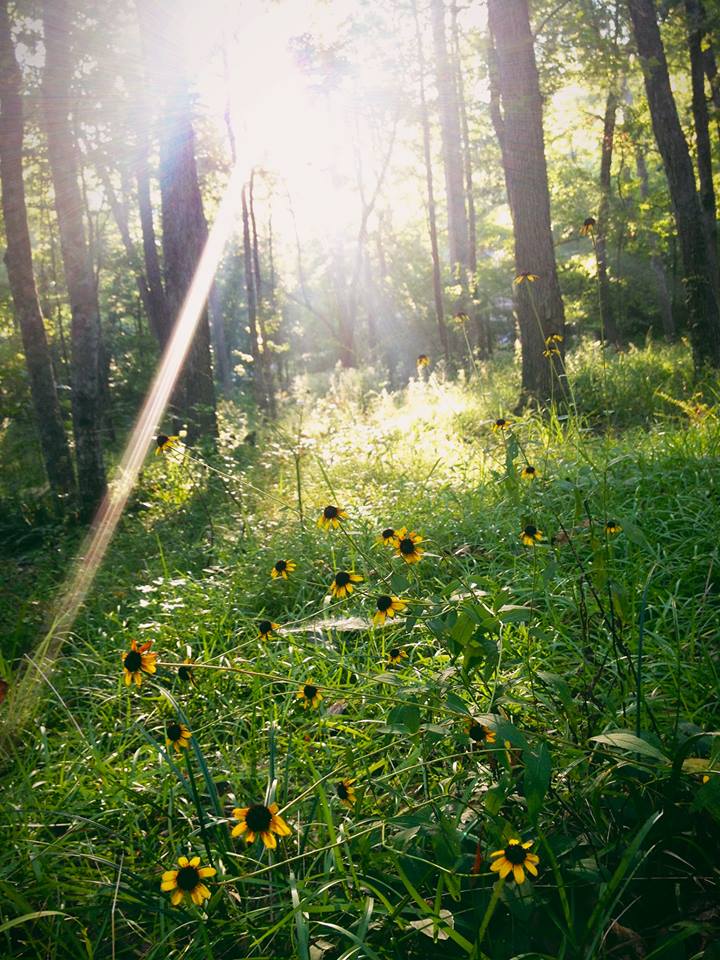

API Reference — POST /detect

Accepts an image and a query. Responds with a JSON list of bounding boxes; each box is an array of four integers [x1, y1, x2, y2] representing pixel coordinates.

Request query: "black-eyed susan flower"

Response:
[[231, 802, 291, 849], [155, 434, 180, 455], [377, 527, 398, 546], [453, 312, 470, 324], [605, 520, 622, 535], [387, 646, 408, 665], [161, 855, 215, 906], [317, 505, 348, 530], [394, 528, 424, 564], [271, 558, 296, 579], [296, 681, 323, 709], [467, 719, 497, 745], [373, 595, 407, 626], [177, 658, 196, 685], [121, 640, 157, 686], [580, 216, 596, 236], [492, 417, 511, 432], [258, 620, 280, 640], [521, 465, 538, 480], [416, 354, 429, 367], [543, 334, 563, 358], [513, 272, 539, 285], [330, 570, 363, 599], [335, 779, 356, 807], [489, 839, 540, 884], [166, 721, 192, 752], [520, 524, 543, 546]]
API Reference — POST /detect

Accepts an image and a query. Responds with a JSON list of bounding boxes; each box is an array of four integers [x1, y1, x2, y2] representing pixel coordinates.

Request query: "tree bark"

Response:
[[627, 0, 720, 370], [0, 0, 75, 500], [430, 0, 469, 273], [487, 0, 566, 405], [249, 169, 274, 410], [241, 183, 268, 409], [139, 0, 218, 440], [635, 146, 675, 338], [135, 122, 171, 346], [42, 0, 106, 514], [685, 0, 719, 300], [596, 89, 620, 344], [413, 0, 449, 363]]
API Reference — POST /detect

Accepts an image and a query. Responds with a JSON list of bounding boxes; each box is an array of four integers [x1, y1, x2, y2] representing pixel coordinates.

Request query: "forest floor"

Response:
[[1, 342, 720, 959]]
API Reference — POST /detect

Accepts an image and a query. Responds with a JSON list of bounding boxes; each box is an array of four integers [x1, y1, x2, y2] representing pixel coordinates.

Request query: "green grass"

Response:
[[1, 344, 720, 959]]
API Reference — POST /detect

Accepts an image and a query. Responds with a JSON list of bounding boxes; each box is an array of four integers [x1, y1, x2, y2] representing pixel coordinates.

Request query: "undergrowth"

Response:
[[1, 344, 719, 959]]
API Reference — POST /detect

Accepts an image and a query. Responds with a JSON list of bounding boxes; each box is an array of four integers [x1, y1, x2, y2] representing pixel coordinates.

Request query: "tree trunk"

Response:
[[635, 146, 675, 337], [596, 89, 620, 344], [0, 0, 75, 500], [135, 123, 171, 346], [430, 0, 469, 273], [141, 0, 218, 440], [249, 170, 274, 411], [413, 0, 449, 363], [42, 0, 106, 514], [685, 0, 719, 300], [627, 0, 720, 370], [241, 183, 268, 408], [487, 0, 566, 405]]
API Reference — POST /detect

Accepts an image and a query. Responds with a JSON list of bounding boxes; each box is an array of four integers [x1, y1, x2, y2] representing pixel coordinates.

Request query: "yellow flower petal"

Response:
[[178, 857, 189, 867], [513, 864, 526, 884], [171, 889, 184, 905]]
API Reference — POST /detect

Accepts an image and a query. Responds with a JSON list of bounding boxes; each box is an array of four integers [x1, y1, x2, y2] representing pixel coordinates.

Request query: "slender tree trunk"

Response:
[[135, 123, 171, 345], [596, 89, 620, 344], [488, 0, 566, 405], [431, 0, 469, 273], [413, 0, 449, 363], [241, 183, 268, 408], [628, 0, 720, 370], [0, 0, 75, 500], [139, 0, 217, 440], [42, 0, 106, 513], [635, 146, 675, 337], [249, 170, 274, 411], [686, 0, 719, 299]]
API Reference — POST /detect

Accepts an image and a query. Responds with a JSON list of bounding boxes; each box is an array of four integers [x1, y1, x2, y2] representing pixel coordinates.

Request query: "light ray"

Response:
[[1, 165, 245, 751]]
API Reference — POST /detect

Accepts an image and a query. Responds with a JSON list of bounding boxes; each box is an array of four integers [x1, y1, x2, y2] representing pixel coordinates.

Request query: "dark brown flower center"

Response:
[[336, 782, 350, 800], [178, 665, 193, 682], [176, 864, 200, 891], [525, 466, 535, 474], [323, 505, 339, 519], [389, 648, 400, 660], [274, 560, 287, 572], [259, 620, 273, 635], [382, 528, 395, 540], [124, 650, 142, 672], [377, 595, 393, 612], [156, 434, 169, 447], [524, 525, 537, 538], [495, 419, 506, 427], [504, 843, 528, 865], [246, 804, 272, 833], [303, 684, 318, 700], [469, 723, 487, 742], [606, 521, 617, 529], [335, 571, 351, 587], [167, 722, 183, 741], [399, 538, 415, 555]]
